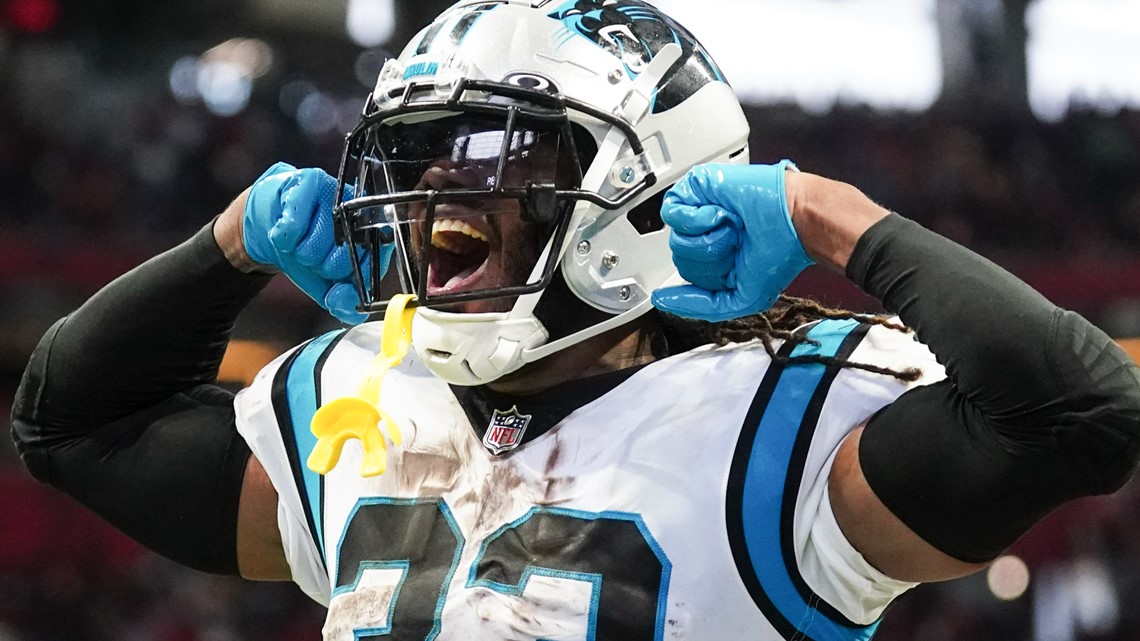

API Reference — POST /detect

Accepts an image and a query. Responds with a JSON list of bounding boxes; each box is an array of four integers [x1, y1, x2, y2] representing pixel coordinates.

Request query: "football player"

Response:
[[12, 1, 1140, 640]]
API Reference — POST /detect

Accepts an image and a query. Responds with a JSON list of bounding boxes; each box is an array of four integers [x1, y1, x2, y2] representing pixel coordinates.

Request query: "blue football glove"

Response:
[[243, 162, 391, 325], [651, 160, 813, 322]]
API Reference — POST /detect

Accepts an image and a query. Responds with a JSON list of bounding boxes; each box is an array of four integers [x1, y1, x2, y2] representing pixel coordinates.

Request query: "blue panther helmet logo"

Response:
[[546, 0, 728, 113]]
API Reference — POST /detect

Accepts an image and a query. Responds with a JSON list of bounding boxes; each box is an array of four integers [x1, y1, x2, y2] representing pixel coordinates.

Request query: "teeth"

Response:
[[431, 218, 488, 249]]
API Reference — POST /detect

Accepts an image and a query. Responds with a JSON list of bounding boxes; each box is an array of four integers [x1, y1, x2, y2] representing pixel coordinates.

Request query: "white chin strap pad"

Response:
[[411, 309, 550, 386]]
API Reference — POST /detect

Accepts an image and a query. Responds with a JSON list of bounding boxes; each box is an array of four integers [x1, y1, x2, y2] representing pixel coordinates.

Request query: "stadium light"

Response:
[[4, 0, 60, 34], [347, 0, 396, 48], [987, 555, 1031, 601], [168, 38, 275, 117]]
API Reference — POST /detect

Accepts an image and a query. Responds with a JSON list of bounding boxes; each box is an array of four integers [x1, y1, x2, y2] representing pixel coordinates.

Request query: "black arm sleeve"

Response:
[[11, 221, 274, 575], [849, 214, 1140, 563]]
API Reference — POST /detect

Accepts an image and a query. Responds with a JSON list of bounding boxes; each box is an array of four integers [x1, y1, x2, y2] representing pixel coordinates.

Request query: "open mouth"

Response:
[[427, 218, 491, 294]]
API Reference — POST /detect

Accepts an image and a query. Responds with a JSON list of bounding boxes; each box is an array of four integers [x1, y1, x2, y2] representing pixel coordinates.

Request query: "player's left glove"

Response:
[[651, 160, 813, 322], [244, 162, 390, 324]]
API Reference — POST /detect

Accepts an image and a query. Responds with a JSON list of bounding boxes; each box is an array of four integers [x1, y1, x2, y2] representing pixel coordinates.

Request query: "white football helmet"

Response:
[[333, 0, 750, 385]]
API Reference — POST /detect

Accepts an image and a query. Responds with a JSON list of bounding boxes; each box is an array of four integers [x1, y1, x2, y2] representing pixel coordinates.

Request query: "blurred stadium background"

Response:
[[2, 0, 1140, 639]]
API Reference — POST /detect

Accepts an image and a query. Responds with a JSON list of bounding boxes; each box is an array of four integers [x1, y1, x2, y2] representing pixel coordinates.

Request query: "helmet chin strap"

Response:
[[523, 299, 654, 363], [412, 308, 550, 386], [411, 303, 644, 387], [524, 263, 684, 364], [412, 273, 680, 387]]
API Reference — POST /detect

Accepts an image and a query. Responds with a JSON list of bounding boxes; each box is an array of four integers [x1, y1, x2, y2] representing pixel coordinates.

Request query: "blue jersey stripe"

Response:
[[730, 319, 878, 641]]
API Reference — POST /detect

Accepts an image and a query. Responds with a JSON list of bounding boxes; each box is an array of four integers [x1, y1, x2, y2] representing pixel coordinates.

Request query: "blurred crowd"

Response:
[[3, 22, 1140, 641]]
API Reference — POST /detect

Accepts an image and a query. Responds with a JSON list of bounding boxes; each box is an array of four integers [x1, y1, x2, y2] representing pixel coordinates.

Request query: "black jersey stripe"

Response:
[[270, 330, 349, 572], [270, 342, 320, 568], [726, 327, 801, 641], [312, 329, 350, 571]]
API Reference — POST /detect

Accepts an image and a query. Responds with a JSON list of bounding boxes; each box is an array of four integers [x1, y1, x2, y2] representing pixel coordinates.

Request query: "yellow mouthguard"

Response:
[[307, 295, 416, 477]]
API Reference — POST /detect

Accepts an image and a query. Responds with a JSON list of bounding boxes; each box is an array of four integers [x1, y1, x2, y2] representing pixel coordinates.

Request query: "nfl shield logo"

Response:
[[482, 406, 532, 455]]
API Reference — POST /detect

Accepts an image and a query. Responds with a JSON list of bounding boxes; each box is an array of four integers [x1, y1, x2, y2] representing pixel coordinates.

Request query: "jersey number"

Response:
[[334, 497, 670, 641]]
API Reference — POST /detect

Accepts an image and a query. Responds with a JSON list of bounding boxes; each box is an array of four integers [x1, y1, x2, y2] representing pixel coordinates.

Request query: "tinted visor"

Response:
[[343, 113, 587, 311], [373, 114, 573, 192]]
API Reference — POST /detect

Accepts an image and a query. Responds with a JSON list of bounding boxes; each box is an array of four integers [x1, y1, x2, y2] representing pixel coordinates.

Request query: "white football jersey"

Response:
[[236, 319, 944, 641]]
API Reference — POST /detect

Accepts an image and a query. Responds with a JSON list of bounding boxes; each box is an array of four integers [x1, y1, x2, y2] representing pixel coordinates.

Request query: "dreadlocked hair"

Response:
[[655, 294, 922, 382]]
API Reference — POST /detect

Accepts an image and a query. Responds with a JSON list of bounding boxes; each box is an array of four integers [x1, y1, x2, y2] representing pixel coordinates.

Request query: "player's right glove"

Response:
[[651, 160, 813, 322], [243, 162, 390, 324]]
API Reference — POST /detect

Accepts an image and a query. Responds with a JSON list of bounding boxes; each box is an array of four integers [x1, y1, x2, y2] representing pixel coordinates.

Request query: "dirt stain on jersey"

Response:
[[535, 432, 574, 506], [666, 601, 689, 639], [470, 462, 527, 536], [395, 413, 483, 498], [398, 442, 463, 496], [324, 584, 397, 639], [467, 586, 576, 641]]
